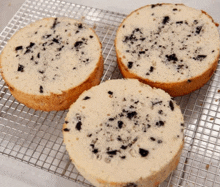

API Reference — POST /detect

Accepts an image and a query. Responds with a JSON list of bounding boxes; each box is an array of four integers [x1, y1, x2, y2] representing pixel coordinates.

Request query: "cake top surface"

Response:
[[63, 79, 184, 183], [115, 4, 220, 83], [0, 17, 102, 95]]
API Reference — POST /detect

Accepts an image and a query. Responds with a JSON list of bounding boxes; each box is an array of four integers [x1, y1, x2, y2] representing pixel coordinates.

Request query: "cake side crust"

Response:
[[116, 49, 218, 97], [0, 17, 104, 111], [115, 3, 220, 97], [0, 55, 103, 111], [63, 122, 184, 187]]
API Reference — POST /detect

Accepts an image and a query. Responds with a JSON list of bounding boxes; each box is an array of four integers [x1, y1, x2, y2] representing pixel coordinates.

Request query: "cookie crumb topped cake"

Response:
[[63, 79, 184, 187], [115, 4, 220, 97], [0, 17, 103, 111]]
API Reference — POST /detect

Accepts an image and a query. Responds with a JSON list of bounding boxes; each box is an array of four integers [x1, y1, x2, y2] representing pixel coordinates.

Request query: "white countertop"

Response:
[[0, 0, 220, 186]]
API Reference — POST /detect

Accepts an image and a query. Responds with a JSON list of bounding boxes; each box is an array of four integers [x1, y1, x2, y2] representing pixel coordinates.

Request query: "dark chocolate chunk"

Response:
[[65, 121, 69, 124], [24, 42, 35, 54], [63, 128, 70, 132], [151, 4, 156, 8], [162, 16, 170, 24], [195, 26, 202, 34], [108, 91, 113, 95], [134, 100, 139, 104], [83, 96, 90, 100], [177, 65, 184, 70], [73, 67, 76, 70], [92, 149, 98, 154], [57, 45, 64, 51], [176, 21, 183, 24], [121, 145, 127, 150], [30, 56, 34, 60], [51, 18, 59, 29], [76, 121, 82, 131], [129, 105, 134, 109], [187, 79, 191, 83], [52, 38, 59, 43], [107, 150, 117, 155], [89, 35, 93, 38], [156, 121, 164, 127], [118, 121, 123, 129], [127, 61, 133, 69], [181, 123, 184, 127], [150, 137, 156, 141], [194, 20, 198, 24], [78, 23, 83, 29], [173, 8, 177, 11], [140, 37, 146, 41], [17, 64, 24, 72], [149, 66, 154, 73], [39, 85, 43, 93], [43, 34, 52, 39], [15, 46, 23, 51], [42, 42, 47, 46], [127, 111, 137, 119], [166, 54, 178, 62], [157, 140, 162, 144], [121, 156, 126, 159], [29, 42, 35, 48], [37, 53, 40, 58], [24, 49, 31, 54], [152, 101, 162, 106], [74, 41, 83, 48], [169, 100, 174, 111], [38, 70, 44, 74], [139, 148, 149, 157], [193, 55, 207, 61], [139, 51, 145, 54], [117, 136, 122, 141], [109, 118, 114, 121], [158, 110, 163, 114]]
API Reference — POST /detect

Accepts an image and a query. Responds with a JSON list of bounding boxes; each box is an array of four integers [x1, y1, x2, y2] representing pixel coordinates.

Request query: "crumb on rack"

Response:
[[210, 117, 214, 120], [80, 16, 85, 21], [206, 164, 209, 170]]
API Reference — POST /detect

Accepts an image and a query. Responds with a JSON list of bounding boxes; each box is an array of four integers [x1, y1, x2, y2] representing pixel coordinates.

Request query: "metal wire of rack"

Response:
[[0, 0, 220, 186]]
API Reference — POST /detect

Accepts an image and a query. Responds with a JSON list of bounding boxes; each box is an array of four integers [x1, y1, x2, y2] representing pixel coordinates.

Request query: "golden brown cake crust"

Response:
[[0, 18, 104, 111], [63, 120, 183, 187], [116, 50, 218, 97], [62, 79, 184, 187], [115, 4, 219, 97], [0, 55, 103, 111]]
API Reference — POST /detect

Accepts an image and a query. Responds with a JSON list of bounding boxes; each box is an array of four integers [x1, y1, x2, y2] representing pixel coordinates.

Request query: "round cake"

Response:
[[63, 79, 184, 187], [0, 17, 103, 111], [115, 4, 220, 97]]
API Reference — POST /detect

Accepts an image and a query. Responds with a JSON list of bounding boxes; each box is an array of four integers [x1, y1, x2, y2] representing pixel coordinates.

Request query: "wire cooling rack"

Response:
[[0, 0, 220, 186]]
